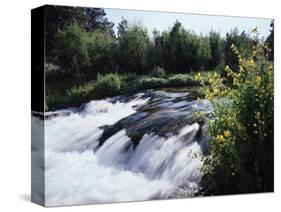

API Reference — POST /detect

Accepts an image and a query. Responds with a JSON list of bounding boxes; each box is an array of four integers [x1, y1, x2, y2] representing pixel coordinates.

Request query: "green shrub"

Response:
[[46, 89, 69, 111], [139, 77, 166, 89], [186, 75, 200, 86], [122, 79, 141, 93], [66, 82, 96, 106], [166, 74, 199, 87], [150, 66, 167, 78], [47, 75, 121, 110], [197, 30, 274, 195], [120, 73, 138, 83], [94, 73, 122, 98], [167, 74, 187, 86]]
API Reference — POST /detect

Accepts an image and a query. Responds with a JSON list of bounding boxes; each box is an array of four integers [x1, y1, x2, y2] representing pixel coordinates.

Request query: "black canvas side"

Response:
[[31, 5, 46, 207]]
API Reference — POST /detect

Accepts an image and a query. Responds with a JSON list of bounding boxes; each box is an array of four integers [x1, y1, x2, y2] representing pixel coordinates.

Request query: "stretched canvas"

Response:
[[31, 5, 274, 207]]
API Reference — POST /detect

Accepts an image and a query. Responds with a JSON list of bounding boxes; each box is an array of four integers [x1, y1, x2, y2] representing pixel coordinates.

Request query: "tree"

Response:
[[87, 31, 117, 77], [45, 5, 87, 59], [224, 28, 254, 72], [46, 6, 115, 59], [168, 21, 182, 72], [195, 35, 212, 71], [54, 23, 90, 79], [265, 20, 274, 61], [147, 29, 164, 68], [84, 8, 115, 37], [117, 17, 128, 39], [208, 30, 224, 70], [116, 22, 150, 73], [161, 21, 211, 73]]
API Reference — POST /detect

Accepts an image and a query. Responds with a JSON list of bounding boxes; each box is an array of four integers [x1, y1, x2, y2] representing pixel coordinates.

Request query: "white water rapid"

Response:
[[33, 92, 207, 206]]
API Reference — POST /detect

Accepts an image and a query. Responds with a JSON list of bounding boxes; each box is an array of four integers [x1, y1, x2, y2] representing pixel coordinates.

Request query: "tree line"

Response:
[[45, 5, 273, 82]]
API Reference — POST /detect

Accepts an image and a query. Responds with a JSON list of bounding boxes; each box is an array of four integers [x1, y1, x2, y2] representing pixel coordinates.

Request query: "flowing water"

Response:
[[32, 89, 213, 206]]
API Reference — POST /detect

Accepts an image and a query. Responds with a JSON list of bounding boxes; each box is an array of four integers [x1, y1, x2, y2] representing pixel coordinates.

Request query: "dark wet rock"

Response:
[[99, 89, 213, 149], [99, 112, 149, 147]]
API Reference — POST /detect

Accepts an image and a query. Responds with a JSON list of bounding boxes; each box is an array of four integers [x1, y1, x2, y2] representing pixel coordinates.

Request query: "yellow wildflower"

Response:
[[214, 72, 218, 78], [248, 59, 255, 67], [216, 134, 225, 142], [213, 87, 219, 94], [255, 76, 262, 86], [224, 130, 231, 137]]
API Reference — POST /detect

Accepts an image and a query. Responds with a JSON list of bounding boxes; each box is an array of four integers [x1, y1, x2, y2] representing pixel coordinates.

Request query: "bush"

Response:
[[167, 74, 187, 86], [150, 66, 167, 78], [120, 73, 138, 83], [197, 30, 274, 195], [186, 75, 200, 86], [66, 82, 96, 106], [46, 88, 69, 111], [46, 74, 121, 110], [166, 74, 199, 87], [94, 73, 122, 98], [139, 77, 166, 89]]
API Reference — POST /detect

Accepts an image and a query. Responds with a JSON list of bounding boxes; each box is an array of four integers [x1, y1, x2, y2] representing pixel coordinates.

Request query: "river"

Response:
[[32, 88, 213, 206]]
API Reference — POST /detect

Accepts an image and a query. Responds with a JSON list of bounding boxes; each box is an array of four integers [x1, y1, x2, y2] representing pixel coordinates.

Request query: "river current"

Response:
[[32, 89, 213, 206]]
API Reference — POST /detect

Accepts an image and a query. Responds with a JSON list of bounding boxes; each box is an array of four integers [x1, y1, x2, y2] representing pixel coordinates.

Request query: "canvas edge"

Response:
[[31, 5, 46, 207]]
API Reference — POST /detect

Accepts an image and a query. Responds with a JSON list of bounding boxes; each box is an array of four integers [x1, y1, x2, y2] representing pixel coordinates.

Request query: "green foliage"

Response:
[[147, 29, 163, 68], [139, 78, 166, 89], [48, 12, 265, 83], [265, 20, 274, 61], [66, 82, 96, 106], [45, 6, 114, 59], [45, 5, 87, 58], [54, 23, 91, 79], [87, 31, 116, 76], [150, 66, 167, 78], [83, 8, 115, 36], [94, 73, 122, 98], [224, 28, 254, 73], [208, 31, 224, 70], [196, 30, 273, 195], [47, 73, 123, 110], [54, 24, 116, 80], [132, 74, 199, 90], [47, 72, 208, 111], [160, 21, 211, 73], [167, 74, 187, 86], [167, 74, 199, 87], [117, 23, 150, 73], [46, 80, 96, 110]]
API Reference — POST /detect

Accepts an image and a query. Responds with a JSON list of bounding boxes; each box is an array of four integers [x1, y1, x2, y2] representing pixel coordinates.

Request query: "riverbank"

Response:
[[46, 72, 210, 111]]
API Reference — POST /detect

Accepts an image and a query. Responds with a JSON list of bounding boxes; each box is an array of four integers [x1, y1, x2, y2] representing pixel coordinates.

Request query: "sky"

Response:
[[104, 8, 272, 39]]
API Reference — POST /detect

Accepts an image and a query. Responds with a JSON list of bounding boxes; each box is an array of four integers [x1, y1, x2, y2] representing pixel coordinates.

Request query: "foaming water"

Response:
[[42, 93, 205, 206]]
